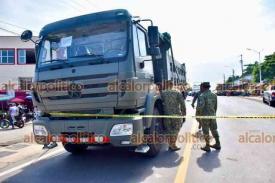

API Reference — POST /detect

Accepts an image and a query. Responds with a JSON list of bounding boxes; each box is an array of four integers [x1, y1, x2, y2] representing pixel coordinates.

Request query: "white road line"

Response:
[[0, 148, 65, 178]]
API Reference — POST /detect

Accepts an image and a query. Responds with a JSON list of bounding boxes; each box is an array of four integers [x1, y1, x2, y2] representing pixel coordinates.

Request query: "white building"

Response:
[[0, 36, 37, 90]]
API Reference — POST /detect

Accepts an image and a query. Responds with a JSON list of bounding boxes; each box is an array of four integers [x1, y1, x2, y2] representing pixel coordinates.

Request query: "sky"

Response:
[[0, 0, 275, 86]]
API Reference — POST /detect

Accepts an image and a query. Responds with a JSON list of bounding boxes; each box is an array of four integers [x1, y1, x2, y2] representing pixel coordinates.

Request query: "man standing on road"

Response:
[[161, 81, 186, 151], [196, 82, 221, 152], [8, 103, 18, 129], [192, 90, 202, 134]]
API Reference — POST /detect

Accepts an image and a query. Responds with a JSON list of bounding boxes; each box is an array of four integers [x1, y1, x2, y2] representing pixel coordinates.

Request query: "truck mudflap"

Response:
[[33, 117, 144, 147]]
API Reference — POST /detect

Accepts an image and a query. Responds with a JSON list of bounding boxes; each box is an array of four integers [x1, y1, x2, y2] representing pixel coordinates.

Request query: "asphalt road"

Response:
[[0, 96, 274, 183], [0, 122, 33, 146]]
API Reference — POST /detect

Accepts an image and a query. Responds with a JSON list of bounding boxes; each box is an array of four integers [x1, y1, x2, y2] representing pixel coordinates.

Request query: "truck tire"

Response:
[[145, 106, 163, 157], [63, 143, 88, 154]]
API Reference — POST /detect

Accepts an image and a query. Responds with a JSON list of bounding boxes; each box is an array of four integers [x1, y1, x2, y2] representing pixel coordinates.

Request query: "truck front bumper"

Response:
[[33, 117, 144, 147]]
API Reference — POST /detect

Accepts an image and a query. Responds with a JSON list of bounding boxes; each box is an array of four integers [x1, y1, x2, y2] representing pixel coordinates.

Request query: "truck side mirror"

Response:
[[148, 47, 161, 57], [148, 26, 161, 57], [21, 30, 33, 42], [148, 26, 159, 47]]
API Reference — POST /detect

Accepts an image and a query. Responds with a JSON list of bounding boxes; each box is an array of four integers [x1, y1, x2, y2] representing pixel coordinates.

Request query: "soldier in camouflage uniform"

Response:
[[161, 81, 186, 151], [193, 90, 202, 133], [196, 82, 221, 152]]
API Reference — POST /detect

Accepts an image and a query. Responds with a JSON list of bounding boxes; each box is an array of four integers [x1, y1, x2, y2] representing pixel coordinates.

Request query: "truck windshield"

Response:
[[38, 21, 127, 66]]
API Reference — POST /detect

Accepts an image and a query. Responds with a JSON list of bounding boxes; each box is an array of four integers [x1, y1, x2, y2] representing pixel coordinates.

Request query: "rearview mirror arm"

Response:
[[133, 19, 153, 26]]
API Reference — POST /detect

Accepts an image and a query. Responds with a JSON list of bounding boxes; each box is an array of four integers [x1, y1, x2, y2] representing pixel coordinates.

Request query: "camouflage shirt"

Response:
[[161, 89, 186, 116], [196, 90, 217, 116]]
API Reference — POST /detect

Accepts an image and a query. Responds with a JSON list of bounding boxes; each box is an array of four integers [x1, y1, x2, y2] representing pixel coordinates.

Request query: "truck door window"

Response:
[[132, 25, 140, 57], [137, 28, 147, 57]]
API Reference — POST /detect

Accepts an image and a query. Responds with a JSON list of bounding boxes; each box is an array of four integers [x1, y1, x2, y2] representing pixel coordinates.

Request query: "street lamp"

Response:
[[224, 66, 235, 87], [247, 48, 263, 83]]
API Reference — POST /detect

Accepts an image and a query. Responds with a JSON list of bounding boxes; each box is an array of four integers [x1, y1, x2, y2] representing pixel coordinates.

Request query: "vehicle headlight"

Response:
[[110, 123, 133, 136], [33, 125, 48, 136]]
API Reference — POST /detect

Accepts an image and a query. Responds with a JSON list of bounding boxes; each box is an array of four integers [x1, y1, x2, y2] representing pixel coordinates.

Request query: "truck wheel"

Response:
[[63, 143, 88, 154], [145, 106, 163, 157]]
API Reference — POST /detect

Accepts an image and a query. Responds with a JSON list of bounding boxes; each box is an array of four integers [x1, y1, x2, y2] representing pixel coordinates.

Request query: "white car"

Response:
[[263, 85, 275, 106]]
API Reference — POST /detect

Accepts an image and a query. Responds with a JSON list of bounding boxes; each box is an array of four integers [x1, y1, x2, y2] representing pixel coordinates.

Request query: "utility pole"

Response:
[[223, 74, 226, 91], [240, 54, 244, 89], [247, 48, 263, 83], [232, 69, 235, 87], [258, 52, 262, 83], [240, 54, 244, 76]]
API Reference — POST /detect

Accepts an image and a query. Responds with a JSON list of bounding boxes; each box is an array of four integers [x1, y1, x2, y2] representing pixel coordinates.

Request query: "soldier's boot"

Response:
[[201, 136, 211, 152], [210, 137, 221, 150], [169, 135, 181, 152]]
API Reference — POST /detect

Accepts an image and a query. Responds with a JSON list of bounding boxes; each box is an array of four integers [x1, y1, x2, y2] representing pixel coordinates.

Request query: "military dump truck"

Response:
[[21, 9, 186, 157]]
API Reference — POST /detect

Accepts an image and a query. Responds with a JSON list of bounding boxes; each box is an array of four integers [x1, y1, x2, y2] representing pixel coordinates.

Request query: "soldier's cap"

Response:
[[201, 82, 211, 88]]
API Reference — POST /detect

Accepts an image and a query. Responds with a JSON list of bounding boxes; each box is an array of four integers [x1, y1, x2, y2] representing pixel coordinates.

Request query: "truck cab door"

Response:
[[133, 25, 154, 105]]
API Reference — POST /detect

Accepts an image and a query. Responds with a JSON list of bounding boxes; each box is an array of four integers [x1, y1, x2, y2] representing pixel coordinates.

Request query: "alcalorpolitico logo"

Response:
[[239, 131, 275, 143]]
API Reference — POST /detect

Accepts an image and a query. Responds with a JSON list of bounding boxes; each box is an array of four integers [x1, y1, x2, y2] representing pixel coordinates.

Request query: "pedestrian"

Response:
[[196, 82, 221, 152], [161, 81, 186, 151], [16, 103, 24, 116], [180, 84, 187, 100], [192, 90, 202, 135], [8, 103, 18, 129]]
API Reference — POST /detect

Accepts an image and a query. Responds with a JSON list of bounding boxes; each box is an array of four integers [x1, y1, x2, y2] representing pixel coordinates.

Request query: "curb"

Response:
[[243, 97, 262, 103]]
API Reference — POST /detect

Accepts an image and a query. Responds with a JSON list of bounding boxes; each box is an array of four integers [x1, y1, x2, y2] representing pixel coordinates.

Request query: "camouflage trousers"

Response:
[[195, 110, 202, 128], [163, 118, 182, 146], [201, 119, 219, 140], [163, 118, 182, 135]]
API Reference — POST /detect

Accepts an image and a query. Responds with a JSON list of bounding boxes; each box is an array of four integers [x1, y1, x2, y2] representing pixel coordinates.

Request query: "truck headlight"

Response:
[[33, 125, 48, 136], [110, 123, 133, 136]]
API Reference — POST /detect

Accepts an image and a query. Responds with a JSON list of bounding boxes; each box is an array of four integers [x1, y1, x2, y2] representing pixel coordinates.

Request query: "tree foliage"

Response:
[[225, 52, 275, 83], [252, 53, 275, 82]]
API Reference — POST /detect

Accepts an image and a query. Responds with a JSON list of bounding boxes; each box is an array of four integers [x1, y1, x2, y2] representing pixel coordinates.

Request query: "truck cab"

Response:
[[21, 9, 185, 156]]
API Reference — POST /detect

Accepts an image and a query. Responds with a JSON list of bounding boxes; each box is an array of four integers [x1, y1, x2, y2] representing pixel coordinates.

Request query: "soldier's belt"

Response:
[[50, 113, 275, 119]]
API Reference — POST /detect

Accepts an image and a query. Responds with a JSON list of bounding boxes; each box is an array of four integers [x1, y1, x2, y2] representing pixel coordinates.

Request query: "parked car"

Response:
[[263, 85, 275, 106]]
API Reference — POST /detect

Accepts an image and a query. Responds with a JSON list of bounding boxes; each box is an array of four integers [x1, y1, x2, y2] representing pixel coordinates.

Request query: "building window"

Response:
[[0, 49, 15, 64], [18, 49, 36, 64], [18, 77, 33, 91]]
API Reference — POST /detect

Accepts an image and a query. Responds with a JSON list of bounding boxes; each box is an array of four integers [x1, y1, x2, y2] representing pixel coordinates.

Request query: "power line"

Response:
[[0, 20, 39, 34], [85, 0, 102, 10], [73, 1, 90, 12], [0, 20, 28, 30], [0, 27, 20, 35], [58, 0, 84, 12], [62, 0, 87, 12]]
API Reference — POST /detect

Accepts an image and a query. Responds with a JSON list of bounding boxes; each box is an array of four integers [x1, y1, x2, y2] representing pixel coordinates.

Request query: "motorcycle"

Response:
[[21, 108, 35, 123], [0, 113, 10, 129], [0, 113, 24, 129]]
